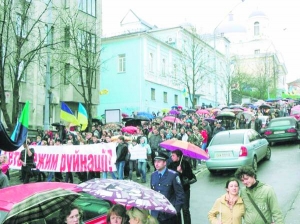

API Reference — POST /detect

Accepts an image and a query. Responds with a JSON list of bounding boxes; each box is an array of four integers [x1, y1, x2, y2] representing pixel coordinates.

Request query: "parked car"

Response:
[[0, 182, 112, 224], [206, 129, 271, 174], [262, 116, 300, 145]]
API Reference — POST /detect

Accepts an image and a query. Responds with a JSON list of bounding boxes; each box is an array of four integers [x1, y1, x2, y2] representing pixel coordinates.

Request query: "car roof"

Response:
[[0, 182, 78, 212], [270, 117, 297, 122]]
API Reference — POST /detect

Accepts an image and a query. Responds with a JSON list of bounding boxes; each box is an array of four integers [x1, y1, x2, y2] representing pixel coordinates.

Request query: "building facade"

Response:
[[0, 0, 101, 133], [99, 10, 227, 116]]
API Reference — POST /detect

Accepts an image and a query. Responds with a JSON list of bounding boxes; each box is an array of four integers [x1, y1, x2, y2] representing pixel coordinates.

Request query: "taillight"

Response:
[[239, 146, 248, 157], [286, 128, 297, 133], [264, 130, 272, 135]]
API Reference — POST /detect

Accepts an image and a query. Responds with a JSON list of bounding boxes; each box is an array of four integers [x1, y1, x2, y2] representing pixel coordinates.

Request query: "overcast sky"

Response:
[[102, 0, 300, 82]]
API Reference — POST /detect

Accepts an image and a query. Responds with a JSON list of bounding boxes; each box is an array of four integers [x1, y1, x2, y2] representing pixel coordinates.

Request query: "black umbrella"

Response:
[[215, 111, 236, 120], [259, 104, 271, 109], [3, 188, 80, 224]]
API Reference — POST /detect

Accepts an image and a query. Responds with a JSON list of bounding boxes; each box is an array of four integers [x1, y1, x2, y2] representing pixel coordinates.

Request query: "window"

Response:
[[16, 14, 27, 38], [78, 30, 96, 52], [149, 53, 153, 72], [118, 54, 126, 73], [161, 58, 166, 76], [64, 26, 70, 48], [185, 97, 188, 107], [78, 0, 96, 17], [254, 49, 260, 54], [45, 25, 54, 46], [174, 94, 178, 105], [64, 63, 70, 84], [193, 98, 197, 106], [254, 22, 260, 36], [17, 60, 26, 82], [163, 92, 168, 103], [173, 64, 177, 79], [78, 67, 96, 88], [151, 88, 155, 100]]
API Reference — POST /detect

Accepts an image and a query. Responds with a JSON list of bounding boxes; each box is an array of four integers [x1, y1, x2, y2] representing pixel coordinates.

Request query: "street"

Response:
[[190, 141, 300, 224]]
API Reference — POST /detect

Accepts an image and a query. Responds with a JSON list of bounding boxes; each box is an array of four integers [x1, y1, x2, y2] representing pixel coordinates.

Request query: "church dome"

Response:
[[216, 13, 246, 34], [249, 9, 267, 18]]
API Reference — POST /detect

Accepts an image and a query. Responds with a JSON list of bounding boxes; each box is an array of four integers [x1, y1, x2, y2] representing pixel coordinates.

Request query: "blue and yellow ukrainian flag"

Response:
[[78, 103, 88, 130], [60, 102, 79, 125]]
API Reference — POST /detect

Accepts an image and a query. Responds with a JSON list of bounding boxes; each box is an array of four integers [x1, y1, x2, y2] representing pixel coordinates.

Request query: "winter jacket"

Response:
[[116, 142, 128, 162], [208, 194, 244, 224], [240, 182, 284, 224], [148, 133, 162, 150]]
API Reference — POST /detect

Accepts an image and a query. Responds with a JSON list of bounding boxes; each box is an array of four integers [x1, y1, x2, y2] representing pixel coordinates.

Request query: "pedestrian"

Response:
[[127, 207, 158, 224], [234, 166, 284, 224], [168, 150, 194, 224], [0, 154, 10, 179], [247, 115, 262, 133], [208, 177, 244, 224], [116, 136, 128, 180], [19, 142, 35, 184], [238, 114, 247, 129], [212, 122, 225, 138], [138, 137, 151, 183], [148, 126, 162, 166], [106, 204, 129, 224], [150, 151, 184, 224], [58, 203, 83, 224]]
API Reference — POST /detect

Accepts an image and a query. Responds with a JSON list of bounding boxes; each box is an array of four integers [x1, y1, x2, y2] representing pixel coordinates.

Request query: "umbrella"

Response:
[[215, 111, 236, 120], [137, 112, 154, 119], [134, 116, 150, 121], [121, 113, 129, 118], [3, 188, 80, 224], [77, 179, 177, 214], [103, 123, 122, 130], [159, 139, 209, 160], [196, 109, 209, 115], [259, 104, 271, 109], [169, 109, 180, 115], [162, 116, 183, 124], [121, 126, 138, 134], [186, 109, 196, 113]]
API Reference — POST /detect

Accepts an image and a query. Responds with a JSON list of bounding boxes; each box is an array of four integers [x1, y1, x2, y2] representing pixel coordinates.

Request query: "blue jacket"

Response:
[[150, 168, 185, 221]]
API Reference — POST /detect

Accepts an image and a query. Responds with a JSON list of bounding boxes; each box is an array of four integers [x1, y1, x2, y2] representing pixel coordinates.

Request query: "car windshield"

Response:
[[269, 120, 293, 127], [211, 132, 244, 145]]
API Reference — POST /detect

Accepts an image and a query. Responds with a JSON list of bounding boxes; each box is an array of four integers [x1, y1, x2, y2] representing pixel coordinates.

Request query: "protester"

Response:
[[127, 207, 158, 224], [212, 122, 225, 137], [58, 204, 83, 224], [0, 155, 9, 188], [150, 151, 184, 224], [106, 204, 129, 224], [208, 177, 244, 224], [138, 137, 151, 183], [234, 166, 284, 224], [116, 136, 129, 180], [19, 142, 35, 184], [168, 150, 194, 224], [247, 115, 262, 133]]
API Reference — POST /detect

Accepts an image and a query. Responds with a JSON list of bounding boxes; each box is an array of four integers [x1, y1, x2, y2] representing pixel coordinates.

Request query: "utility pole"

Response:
[[44, 0, 52, 130]]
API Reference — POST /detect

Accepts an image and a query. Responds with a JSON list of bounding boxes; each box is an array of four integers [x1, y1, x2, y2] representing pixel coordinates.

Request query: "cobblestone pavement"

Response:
[[8, 163, 207, 187]]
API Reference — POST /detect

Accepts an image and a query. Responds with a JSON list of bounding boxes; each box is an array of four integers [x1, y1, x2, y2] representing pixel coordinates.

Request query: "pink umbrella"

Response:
[[196, 109, 209, 115], [162, 116, 183, 124], [121, 126, 138, 134]]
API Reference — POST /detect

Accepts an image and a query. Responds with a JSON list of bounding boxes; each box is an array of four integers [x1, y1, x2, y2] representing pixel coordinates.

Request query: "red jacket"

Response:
[[200, 130, 208, 143]]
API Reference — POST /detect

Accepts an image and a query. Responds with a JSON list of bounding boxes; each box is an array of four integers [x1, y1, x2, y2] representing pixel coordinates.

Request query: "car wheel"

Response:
[[252, 156, 258, 172], [264, 146, 271, 160], [208, 169, 217, 175]]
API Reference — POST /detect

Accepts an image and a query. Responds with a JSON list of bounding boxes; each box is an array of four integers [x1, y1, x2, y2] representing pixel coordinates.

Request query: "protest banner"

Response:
[[129, 144, 147, 160], [3, 142, 117, 172]]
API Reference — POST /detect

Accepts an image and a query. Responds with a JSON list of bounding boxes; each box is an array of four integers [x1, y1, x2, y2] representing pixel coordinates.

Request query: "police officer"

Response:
[[150, 151, 185, 224]]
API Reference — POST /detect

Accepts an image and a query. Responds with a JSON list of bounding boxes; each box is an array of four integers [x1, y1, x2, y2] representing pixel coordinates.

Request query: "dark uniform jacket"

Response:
[[150, 168, 185, 221], [168, 159, 194, 192]]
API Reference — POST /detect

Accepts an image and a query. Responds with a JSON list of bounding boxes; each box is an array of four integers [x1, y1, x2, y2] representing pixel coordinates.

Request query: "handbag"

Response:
[[246, 192, 273, 224], [182, 172, 197, 185]]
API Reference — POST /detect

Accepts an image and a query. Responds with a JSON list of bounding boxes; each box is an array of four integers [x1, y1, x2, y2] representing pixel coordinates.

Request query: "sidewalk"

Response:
[[8, 163, 207, 187]]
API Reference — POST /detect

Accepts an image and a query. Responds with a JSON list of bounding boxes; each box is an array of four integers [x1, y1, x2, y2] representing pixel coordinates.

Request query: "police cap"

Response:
[[154, 151, 169, 161]]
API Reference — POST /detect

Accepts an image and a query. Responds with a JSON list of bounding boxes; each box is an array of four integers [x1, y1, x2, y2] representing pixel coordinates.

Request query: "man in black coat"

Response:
[[168, 150, 194, 224], [247, 115, 262, 133]]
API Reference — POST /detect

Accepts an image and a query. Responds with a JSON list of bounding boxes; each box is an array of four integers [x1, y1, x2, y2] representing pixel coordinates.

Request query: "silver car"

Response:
[[206, 129, 271, 174]]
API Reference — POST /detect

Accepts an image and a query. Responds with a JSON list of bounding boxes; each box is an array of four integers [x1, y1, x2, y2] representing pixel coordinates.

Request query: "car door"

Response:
[[251, 130, 266, 161]]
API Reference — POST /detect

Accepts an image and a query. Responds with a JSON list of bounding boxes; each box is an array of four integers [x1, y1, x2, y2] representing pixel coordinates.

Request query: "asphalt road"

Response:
[[190, 141, 300, 223]]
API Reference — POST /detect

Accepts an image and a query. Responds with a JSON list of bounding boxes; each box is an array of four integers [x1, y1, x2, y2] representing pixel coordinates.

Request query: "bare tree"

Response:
[[0, 0, 53, 131], [54, 6, 101, 130], [173, 27, 211, 108]]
